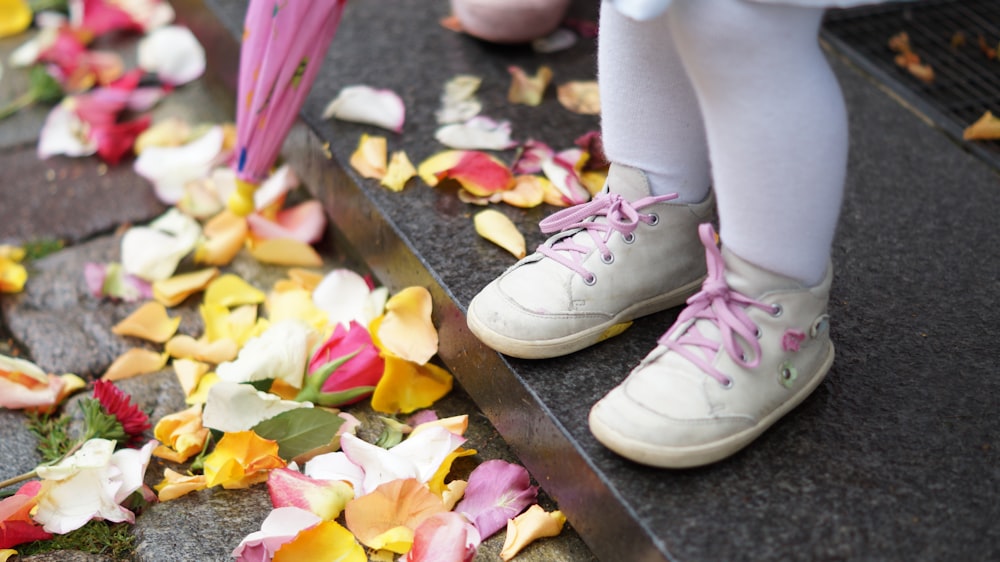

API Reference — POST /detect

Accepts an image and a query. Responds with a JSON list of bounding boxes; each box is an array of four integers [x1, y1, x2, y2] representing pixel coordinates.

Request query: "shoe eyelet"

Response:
[[601, 253, 615, 265], [720, 377, 734, 389], [647, 213, 660, 226], [583, 273, 597, 286], [755, 327, 762, 339], [778, 361, 798, 389], [770, 304, 783, 317], [622, 232, 635, 244]]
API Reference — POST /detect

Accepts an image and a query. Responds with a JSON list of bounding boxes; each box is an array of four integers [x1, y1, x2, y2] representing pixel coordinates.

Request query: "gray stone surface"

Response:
[[186, 1, 1000, 561], [0, 409, 43, 483]]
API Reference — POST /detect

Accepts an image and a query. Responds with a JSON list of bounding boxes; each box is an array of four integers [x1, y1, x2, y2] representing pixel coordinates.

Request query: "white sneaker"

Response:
[[467, 164, 715, 359], [589, 223, 834, 468]]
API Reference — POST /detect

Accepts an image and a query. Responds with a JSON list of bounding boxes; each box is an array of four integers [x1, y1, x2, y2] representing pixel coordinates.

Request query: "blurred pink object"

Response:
[[451, 0, 571, 44], [229, 0, 347, 215]]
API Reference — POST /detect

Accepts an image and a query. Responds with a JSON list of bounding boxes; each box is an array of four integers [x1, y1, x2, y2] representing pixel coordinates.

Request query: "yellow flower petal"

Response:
[[441, 479, 468, 511], [111, 301, 181, 343], [417, 150, 460, 187], [1, 548, 18, 562], [557, 81, 601, 115], [203, 430, 286, 489], [507, 65, 552, 106], [287, 268, 324, 291], [375, 286, 439, 365], [964, 110, 1000, 141], [418, 150, 513, 196], [204, 273, 265, 308], [266, 287, 328, 331], [0, 0, 32, 38], [499, 505, 567, 561], [101, 348, 168, 381], [370, 354, 453, 415], [185, 371, 219, 405], [249, 238, 323, 267], [427, 447, 477, 496], [409, 414, 469, 439], [173, 358, 210, 396], [155, 468, 208, 501], [134, 117, 193, 154], [344, 478, 448, 553], [474, 209, 526, 259], [0, 256, 27, 293], [165, 334, 239, 364], [381, 150, 417, 192], [350, 133, 388, 179], [272, 520, 367, 562], [152, 267, 220, 307], [580, 168, 609, 196], [195, 210, 248, 266]]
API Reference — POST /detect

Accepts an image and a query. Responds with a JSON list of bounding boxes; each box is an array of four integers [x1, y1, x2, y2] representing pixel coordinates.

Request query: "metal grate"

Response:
[[823, 0, 1000, 168]]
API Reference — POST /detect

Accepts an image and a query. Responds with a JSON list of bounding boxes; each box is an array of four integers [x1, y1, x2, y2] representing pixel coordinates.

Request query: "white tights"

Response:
[[598, 0, 848, 286]]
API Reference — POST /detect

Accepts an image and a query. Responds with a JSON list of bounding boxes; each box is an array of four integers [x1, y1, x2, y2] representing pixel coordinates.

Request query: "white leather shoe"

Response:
[[467, 164, 715, 359], [589, 223, 834, 468]]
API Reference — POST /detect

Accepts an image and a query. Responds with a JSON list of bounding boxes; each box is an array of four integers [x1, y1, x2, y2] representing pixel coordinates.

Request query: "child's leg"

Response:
[[589, 0, 845, 467], [465, 1, 716, 359], [669, 0, 847, 286], [598, 1, 710, 202]]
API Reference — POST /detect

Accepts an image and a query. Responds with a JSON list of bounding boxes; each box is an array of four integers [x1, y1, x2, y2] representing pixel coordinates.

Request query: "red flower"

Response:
[[93, 379, 150, 440], [302, 321, 384, 407]]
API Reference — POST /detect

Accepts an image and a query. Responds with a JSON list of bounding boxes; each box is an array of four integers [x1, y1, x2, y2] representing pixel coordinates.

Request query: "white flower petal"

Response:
[[435, 116, 518, 150], [10, 27, 57, 67], [134, 126, 225, 204], [201, 381, 312, 433], [390, 426, 466, 484], [137, 25, 205, 86], [322, 85, 405, 133], [37, 101, 97, 160], [214, 319, 313, 388], [253, 164, 300, 210], [340, 433, 419, 496], [120, 208, 202, 281], [312, 269, 376, 328], [303, 451, 365, 492]]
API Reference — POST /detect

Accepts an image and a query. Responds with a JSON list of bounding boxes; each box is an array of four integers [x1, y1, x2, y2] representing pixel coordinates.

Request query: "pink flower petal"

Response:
[[247, 200, 327, 244], [454, 460, 538, 540], [401, 512, 481, 562], [267, 468, 354, 520]]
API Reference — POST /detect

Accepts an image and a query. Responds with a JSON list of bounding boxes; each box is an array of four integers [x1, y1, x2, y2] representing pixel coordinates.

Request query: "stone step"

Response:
[[179, 1, 1000, 560]]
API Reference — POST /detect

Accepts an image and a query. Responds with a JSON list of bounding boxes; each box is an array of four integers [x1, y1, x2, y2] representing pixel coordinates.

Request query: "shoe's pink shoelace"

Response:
[[537, 192, 677, 282], [658, 223, 776, 386]]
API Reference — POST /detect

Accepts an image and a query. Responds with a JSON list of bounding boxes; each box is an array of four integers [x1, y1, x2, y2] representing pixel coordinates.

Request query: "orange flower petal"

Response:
[[345, 478, 448, 553], [964, 110, 1000, 140], [155, 468, 208, 501], [501, 175, 547, 208], [153, 404, 209, 463], [350, 134, 388, 179], [152, 267, 220, 307], [195, 209, 248, 266], [286, 268, 324, 291], [376, 287, 438, 365], [249, 239, 323, 267], [202, 430, 286, 489], [474, 209, 526, 259], [101, 348, 168, 381], [441, 480, 468, 511], [111, 301, 181, 343], [409, 414, 469, 439], [499, 505, 567, 561], [557, 81, 600, 115], [165, 334, 238, 364]]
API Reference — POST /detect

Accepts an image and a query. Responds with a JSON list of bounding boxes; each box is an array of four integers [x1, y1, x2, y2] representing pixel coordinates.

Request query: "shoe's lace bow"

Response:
[[659, 223, 776, 386], [537, 192, 676, 282]]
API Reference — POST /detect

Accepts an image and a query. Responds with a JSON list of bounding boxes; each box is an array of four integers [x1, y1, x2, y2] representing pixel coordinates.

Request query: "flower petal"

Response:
[[474, 209, 526, 259], [153, 404, 208, 463], [435, 116, 518, 151], [121, 209, 202, 281], [155, 468, 208, 501], [507, 65, 552, 107], [247, 200, 326, 244], [0, 0, 32, 38], [215, 319, 313, 388], [195, 210, 249, 266], [381, 150, 417, 192], [137, 25, 205, 85], [304, 451, 365, 494], [249, 238, 323, 267], [172, 358, 209, 397], [501, 175, 547, 208], [436, 75, 482, 124], [101, 348, 168, 381], [38, 100, 97, 159], [511, 139, 554, 175], [401, 512, 480, 562], [349, 133, 388, 179], [111, 301, 181, 343], [201, 381, 311, 433], [455, 460, 539, 540], [231, 506, 322, 562], [323, 85, 405, 133], [374, 286, 438, 365], [134, 126, 226, 205], [498, 505, 567, 561], [370, 355, 453, 415], [312, 269, 387, 328], [556, 80, 600, 114], [202, 430, 286, 489], [344, 478, 448, 553], [418, 150, 513, 196], [267, 467, 355, 521], [165, 334, 238, 364], [152, 267, 220, 307], [204, 273, 265, 308], [272, 520, 367, 562]]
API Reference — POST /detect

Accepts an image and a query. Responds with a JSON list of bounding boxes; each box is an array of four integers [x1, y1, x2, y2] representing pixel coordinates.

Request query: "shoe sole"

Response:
[[588, 344, 835, 469], [467, 277, 705, 359]]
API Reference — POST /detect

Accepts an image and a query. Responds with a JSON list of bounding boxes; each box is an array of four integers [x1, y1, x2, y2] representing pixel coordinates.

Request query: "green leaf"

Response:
[[29, 65, 64, 103], [251, 408, 345, 461], [248, 378, 274, 392]]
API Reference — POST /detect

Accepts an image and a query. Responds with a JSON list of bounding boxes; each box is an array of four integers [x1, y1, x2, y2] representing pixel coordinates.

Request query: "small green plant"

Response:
[[25, 411, 73, 463], [16, 519, 136, 560]]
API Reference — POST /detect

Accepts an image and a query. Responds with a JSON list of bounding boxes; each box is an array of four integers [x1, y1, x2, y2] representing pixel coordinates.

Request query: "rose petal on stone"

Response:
[[152, 267, 220, 308], [435, 116, 518, 151], [323, 85, 405, 133], [101, 348, 168, 381], [381, 151, 417, 192], [498, 505, 567, 561], [137, 25, 205, 85], [375, 286, 438, 365], [507, 65, 552, 106], [111, 301, 181, 343], [501, 175, 547, 208], [474, 209, 526, 259], [349, 134, 387, 179], [165, 335, 238, 364], [557, 80, 600, 115], [249, 238, 323, 267], [134, 126, 226, 205]]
